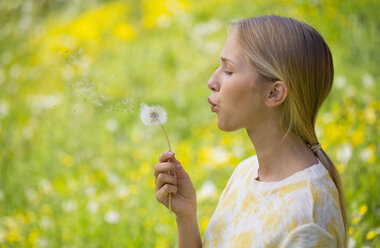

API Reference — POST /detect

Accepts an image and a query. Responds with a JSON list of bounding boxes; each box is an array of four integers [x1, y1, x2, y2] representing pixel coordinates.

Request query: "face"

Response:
[[207, 33, 268, 132]]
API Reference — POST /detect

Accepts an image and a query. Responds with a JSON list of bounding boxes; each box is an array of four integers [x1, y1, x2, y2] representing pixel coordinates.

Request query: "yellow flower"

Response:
[[60, 153, 75, 167], [142, 0, 190, 28], [350, 125, 365, 147], [137, 208, 147, 217], [28, 229, 39, 244], [221, 134, 232, 146], [336, 164, 345, 174], [349, 227, 354, 235], [200, 216, 210, 233], [142, 0, 169, 28], [366, 230, 375, 240], [29, 1, 134, 66], [150, 177, 156, 189], [6, 231, 21, 243], [42, 204, 52, 215], [177, 142, 191, 166], [5, 219, 21, 243], [368, 144, 376, 164], [15, 213, 26, 224], [143, 218, 153, 229], [129, 184, 139, 195], [139, 162, 151, 176], [113, 22, 135, 41], [351, 216, 360, 225], [364, 107, 376, 125], [359, 205, 368, 215]]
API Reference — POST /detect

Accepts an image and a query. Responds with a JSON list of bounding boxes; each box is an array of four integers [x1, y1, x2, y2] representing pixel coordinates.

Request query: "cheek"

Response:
[[223, 80, 258, 108], [220, 85, 244, 110]]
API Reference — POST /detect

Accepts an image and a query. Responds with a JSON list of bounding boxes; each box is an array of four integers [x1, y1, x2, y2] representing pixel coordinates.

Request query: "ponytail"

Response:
[[309, 142, 349, 248]]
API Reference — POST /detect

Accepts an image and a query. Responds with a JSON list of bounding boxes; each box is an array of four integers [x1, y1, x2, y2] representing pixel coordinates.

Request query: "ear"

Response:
[[265, 81, 288, 108]]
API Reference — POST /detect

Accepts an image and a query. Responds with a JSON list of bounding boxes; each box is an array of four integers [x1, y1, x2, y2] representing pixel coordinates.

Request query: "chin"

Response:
[[217, 120, 240, 132]]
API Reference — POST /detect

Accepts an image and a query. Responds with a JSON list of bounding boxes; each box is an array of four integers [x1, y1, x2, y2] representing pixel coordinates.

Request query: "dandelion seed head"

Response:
[[140, 103, 167, 126]]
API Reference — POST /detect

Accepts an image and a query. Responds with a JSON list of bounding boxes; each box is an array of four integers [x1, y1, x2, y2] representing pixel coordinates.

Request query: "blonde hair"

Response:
[[227, 15, 348, 247]]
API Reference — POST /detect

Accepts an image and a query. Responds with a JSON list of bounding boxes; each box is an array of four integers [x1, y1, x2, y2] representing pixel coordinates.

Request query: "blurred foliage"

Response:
[[0, 0, 379, 247]]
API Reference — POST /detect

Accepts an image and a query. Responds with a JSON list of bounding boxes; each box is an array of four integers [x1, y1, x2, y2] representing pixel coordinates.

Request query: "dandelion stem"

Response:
[[161, 125, 172, 151], [161, 124, 173, 214]]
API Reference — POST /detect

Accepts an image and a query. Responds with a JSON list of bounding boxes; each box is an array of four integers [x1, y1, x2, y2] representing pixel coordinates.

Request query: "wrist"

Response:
[[175, 212, 198, 223]]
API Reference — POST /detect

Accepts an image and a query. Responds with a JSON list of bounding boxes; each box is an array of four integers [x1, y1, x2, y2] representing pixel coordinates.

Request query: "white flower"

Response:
[[336, 144, 352, 165], [105, 118, 118, 132], [85, 186, 97, 196], [0, 228, 6, 243], [360, 147, 373, 162], [362, 73, 374, 88], [116, 185, 129, 199], [210, 146, 230, 164], [39, 179, 53, 194], [104, 210, 120, 224], [198, 180, 217, 200], [348, 237, 356, 248], [334, 75, 346, 89], [87, 200, 99, 214], [25, 188, 38, 201], [192, 19, 222, 37], [0, 100, 9, 119], [27, 94, 61, 110], [62, 200, 77, 212], [232, 146, 245, 158], [40, 216, 52, 229], [315, 126, 323, 138], [37, 237, 49, 248], [140, 103, 167, 126], [106, 172, 120, 185]]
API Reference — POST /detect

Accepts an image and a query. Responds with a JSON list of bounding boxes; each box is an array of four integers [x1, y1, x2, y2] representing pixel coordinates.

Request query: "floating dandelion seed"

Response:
[[67, 75, 138, 116], [140, 103, 174, 214]]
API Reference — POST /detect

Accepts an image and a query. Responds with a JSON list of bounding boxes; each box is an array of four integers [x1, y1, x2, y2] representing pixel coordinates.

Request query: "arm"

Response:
[[154, 151, 202, 247], [280, 223, 337, 248], [176, 215, 202, 248]]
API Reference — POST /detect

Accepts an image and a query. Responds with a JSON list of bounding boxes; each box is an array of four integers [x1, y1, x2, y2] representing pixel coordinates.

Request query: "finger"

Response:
[[154, 161, 180, 176], [155, 173, 177, 191], [158, 150, 175, 163], [156, 184, 178, 205]]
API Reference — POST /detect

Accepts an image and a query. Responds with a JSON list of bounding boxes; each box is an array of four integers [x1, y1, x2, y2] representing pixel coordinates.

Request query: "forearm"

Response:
[[176, 215, 202, 248]]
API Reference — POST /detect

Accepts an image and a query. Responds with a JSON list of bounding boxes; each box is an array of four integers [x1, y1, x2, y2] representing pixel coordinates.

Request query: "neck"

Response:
[[246, 123, 317, 182]]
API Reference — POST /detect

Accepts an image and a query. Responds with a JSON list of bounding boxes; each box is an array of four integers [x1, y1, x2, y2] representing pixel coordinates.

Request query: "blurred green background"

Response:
[[0, 0, 379, 247]]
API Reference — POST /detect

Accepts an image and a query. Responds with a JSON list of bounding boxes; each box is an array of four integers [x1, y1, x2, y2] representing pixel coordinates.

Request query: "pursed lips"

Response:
[[208, 97, 218, 112]]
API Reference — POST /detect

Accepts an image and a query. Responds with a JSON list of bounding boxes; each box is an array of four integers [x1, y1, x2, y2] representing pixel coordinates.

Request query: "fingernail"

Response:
[[168, 151, 175, 156], [176, 163, 182, 169]]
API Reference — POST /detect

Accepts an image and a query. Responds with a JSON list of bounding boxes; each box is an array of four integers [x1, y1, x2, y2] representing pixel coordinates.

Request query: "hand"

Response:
[[154, 150, 197, 218]]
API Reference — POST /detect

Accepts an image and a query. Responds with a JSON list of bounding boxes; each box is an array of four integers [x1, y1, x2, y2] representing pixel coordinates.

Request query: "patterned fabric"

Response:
[[203, 155, 345, 248]]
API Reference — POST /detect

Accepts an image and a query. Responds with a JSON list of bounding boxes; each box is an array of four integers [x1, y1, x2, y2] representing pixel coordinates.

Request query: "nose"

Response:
[[207, 69, 220, 92]]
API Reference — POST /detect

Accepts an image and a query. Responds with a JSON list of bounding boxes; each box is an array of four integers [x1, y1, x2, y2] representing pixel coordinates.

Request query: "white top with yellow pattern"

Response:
[[203, 154, 345, 248]]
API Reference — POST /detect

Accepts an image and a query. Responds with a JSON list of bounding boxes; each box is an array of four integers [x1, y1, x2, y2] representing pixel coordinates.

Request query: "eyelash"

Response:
[[224, 70, 233, 75]]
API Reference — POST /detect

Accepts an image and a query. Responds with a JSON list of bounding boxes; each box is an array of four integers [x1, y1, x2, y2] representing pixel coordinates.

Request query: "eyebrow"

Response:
[[220, 57, 237, 65]]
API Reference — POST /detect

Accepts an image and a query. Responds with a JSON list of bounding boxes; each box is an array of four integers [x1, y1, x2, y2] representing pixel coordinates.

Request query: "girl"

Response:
[[153, 15, 347, 247]]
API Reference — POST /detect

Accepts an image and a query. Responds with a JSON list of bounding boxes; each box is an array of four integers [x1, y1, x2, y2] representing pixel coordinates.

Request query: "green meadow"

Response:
[[0, 0, 379, 247]]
